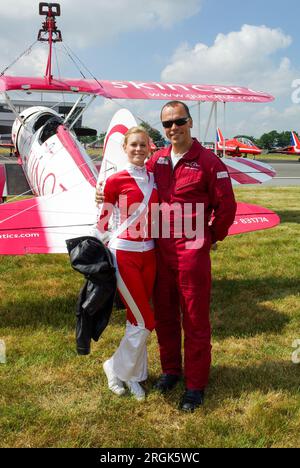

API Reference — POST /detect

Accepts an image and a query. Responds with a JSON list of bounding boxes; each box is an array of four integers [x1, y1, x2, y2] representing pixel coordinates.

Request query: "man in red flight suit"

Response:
[[146, 101, 237, 412]]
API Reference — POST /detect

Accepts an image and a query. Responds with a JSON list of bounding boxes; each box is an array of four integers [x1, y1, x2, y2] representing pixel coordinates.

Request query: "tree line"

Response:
[[234, 131, 298, 150], [80, 126, 298, 150]]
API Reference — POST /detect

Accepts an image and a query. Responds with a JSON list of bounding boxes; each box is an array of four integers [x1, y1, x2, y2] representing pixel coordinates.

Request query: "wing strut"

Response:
[[64, 95, 85, 125], [3, 92, 24, 126], [223, 102, 226, 158], [69, 95, 97, 130]]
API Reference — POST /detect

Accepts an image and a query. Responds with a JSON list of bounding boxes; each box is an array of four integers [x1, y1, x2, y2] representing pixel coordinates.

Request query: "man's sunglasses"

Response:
[[161, 117, 190, 129]]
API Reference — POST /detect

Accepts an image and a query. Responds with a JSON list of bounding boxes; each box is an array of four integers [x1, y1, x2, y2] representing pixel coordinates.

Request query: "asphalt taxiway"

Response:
[[1, 157, 300, 187], [259, 160, 300, 186]]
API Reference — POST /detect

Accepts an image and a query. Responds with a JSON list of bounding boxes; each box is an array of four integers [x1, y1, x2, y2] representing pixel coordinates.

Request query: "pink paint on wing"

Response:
[[56, 125, 97, 188], [232, 158, 276, 178], [227, 170, 262, 184], [0, 198, 49, 254]]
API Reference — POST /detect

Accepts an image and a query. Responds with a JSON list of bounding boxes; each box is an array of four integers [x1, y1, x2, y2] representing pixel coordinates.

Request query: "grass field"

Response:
[[0, 186, 299, 448], [254, 152, 300, 162]]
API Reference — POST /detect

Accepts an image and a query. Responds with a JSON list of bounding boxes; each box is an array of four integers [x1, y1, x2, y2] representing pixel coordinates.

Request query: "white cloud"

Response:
[[160, 24, 300, 136], [161, 24, 297, 97], [1, 4, 298, 138], [243, 103, 300, 135]]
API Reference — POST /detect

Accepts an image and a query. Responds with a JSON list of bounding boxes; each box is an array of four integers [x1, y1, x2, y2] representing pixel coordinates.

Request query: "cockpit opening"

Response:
[[39, 116, 63, 144]]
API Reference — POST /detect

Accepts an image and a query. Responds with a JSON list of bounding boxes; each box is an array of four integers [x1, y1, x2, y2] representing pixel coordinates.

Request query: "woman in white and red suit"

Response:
[[98, 127, 158, 401]]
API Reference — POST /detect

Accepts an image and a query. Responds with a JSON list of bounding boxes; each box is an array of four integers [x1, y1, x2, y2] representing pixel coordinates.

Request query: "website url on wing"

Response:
[[0, 233, 40, 239], [148, 92, 262, 102]]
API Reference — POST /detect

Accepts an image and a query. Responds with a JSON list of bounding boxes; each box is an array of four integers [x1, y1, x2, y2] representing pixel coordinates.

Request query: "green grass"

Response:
[[255, 153, 300, 162], [0, 187, 299, 448]]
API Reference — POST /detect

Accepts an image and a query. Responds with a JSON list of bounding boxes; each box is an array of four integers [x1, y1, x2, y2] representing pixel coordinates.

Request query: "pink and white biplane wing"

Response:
[[0, 76, 274, 104], [222, 157, 276, 185]]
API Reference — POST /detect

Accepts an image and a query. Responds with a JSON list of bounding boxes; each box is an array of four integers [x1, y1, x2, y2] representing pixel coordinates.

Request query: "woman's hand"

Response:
[[95, 182, 105, 205]]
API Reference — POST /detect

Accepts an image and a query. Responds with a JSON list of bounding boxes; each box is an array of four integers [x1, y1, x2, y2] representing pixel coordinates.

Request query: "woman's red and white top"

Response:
[[97, 163, 158, 252]]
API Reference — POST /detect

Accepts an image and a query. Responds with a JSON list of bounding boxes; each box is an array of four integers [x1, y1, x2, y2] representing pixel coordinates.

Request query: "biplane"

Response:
[[0, 2, 279, 255]]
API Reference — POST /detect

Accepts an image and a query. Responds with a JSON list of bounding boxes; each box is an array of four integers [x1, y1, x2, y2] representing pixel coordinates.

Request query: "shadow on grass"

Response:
[[1, 276, 297, 338], [211, 276, 298, 339], [208, 361, 300, 401], [276, 210, 300, 224], [147, 361, 299, 411], [0, 294, 126, 331]]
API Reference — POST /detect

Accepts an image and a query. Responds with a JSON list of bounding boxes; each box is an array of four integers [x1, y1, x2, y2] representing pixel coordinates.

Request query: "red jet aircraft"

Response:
[[216, 128, 262, 157], [270, 131, 300, 156]]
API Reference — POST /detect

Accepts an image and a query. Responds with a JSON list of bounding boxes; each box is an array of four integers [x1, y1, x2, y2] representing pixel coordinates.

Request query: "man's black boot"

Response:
[[180, 389, 204, 412], [153, 374, 181, 393]]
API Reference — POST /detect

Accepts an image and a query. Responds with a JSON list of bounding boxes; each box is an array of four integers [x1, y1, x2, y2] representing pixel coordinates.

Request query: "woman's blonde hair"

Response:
[[123, 126, 150, 146]]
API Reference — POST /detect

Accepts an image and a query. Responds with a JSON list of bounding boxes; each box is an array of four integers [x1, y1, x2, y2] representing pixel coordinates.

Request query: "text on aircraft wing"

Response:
[[0, 76, 274, 103], [0, 190, 97, 255], [228, 202, 280, 235], [100, 81, 274, 103]]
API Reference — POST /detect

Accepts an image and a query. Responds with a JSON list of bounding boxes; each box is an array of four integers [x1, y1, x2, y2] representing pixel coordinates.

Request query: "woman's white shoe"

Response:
[[103, 359, 126, 396], [126, 380, 145, 401]]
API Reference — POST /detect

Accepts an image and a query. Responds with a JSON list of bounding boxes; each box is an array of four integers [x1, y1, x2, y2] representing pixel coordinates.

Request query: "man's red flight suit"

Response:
[[146, 139, 237, 390]]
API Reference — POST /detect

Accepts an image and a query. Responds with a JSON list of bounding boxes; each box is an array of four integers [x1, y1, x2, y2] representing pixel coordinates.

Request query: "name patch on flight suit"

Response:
[[217, 171, 229, 179]]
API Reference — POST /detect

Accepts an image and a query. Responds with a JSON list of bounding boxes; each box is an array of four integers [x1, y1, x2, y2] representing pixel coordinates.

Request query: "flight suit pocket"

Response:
[[175, 170, 205, 193]]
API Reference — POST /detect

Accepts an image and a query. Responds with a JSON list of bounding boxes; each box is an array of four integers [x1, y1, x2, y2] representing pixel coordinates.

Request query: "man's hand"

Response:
[[95, 182, 105, 205]]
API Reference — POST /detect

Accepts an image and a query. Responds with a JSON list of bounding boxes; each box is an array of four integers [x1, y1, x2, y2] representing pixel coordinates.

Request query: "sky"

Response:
[[0, 0, 300, 140]]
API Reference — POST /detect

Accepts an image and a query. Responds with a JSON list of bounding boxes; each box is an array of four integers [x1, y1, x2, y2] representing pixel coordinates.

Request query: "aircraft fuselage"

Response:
[[11, 106, 98, 197]]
